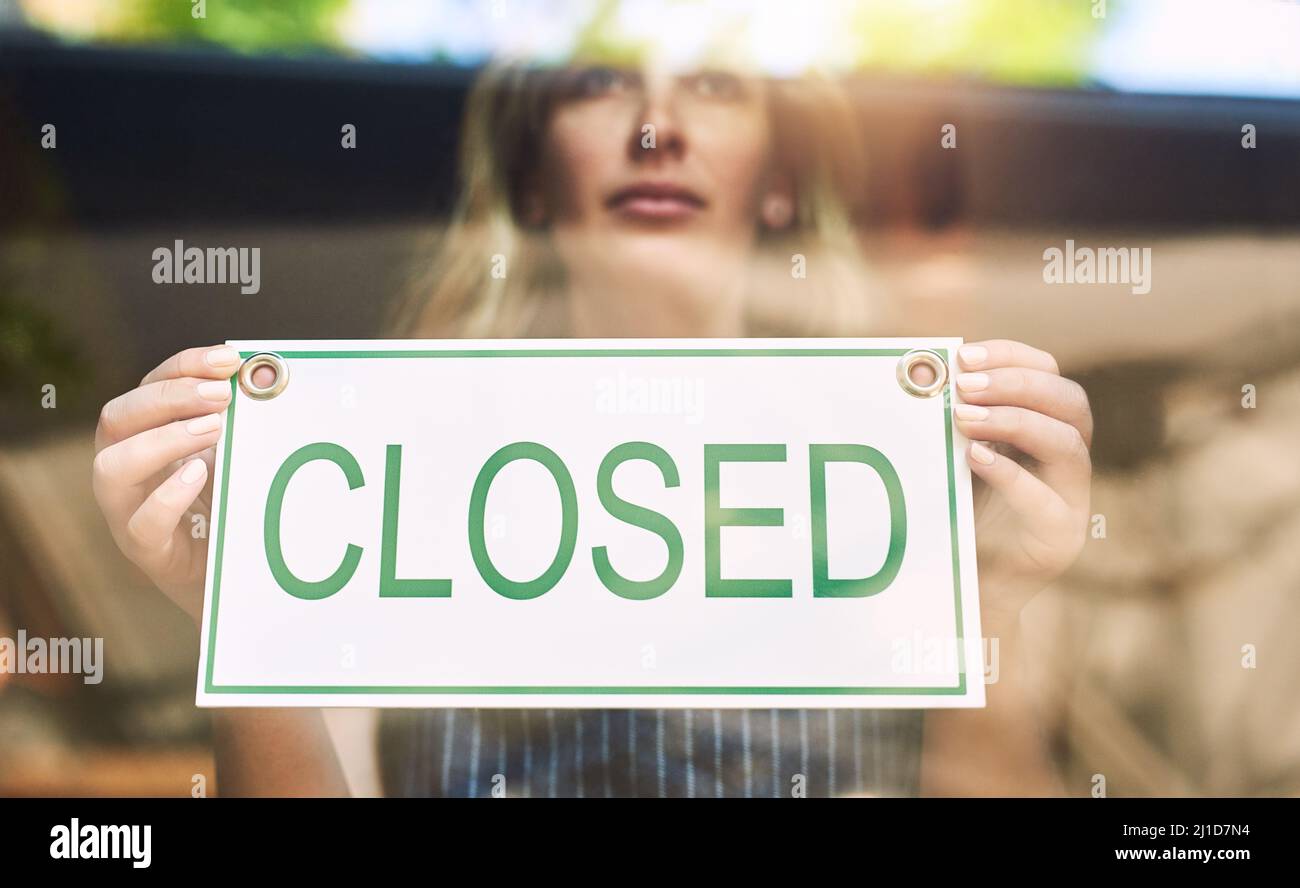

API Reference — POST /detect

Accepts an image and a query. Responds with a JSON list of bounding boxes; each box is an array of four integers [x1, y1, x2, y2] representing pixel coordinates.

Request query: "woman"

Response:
[[91, 52, 1092, 797]]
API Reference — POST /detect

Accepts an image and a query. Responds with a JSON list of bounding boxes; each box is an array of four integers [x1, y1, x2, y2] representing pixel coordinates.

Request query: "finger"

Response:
[[957, 340, 1059, 376], [953, 404, 1090, 511], [158, 445, 219, 513], [94, 412, 224, 505], [194, 444, 218, 512], [954, 367, 1092, 447], [124, 458, 208, 559], [967, 442, 1081, 570], [141, 344, 242, 387], [96, 375, 233, 449]]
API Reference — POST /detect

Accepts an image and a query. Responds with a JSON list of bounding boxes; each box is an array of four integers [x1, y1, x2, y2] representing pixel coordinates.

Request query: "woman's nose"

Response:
[[627, 78, 686, 163]]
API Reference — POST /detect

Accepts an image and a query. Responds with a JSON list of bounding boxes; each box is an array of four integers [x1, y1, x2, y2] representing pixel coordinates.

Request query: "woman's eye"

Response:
[[571, 66, 635, 98], [685, 71, 744, 100]]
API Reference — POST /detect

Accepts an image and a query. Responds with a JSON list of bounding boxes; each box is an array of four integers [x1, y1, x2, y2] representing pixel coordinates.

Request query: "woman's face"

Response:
[[538, 61, 778, 335]]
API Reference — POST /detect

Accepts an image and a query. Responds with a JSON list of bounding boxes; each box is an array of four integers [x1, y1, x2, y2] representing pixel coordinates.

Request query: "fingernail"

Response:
[[955, 404, 990, 422], [958, 345, 987, 368], [180, 459, 207, 484], [956, 372, 989, 393], [969, 442, 996, 465], [186, 412, 223, 435], [196, 380, 232, 401], [205, 347, 240, 367]]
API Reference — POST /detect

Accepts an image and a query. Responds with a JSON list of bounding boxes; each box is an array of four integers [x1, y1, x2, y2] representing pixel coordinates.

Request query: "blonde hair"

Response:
[[391, 62, 876, 339]]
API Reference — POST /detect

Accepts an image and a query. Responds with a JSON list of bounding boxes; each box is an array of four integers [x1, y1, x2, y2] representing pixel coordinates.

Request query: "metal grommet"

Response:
[[896, 349, 949, 398], [237, 352, 290, 401]]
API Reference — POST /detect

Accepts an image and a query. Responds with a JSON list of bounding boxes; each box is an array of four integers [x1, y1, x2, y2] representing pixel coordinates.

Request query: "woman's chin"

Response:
[[593, 225, 748, 268], [554, 225, 752, 325], [565, 240, 748, 335]]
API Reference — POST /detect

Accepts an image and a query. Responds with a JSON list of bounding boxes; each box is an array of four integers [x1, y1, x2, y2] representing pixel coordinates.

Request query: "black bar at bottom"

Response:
[[0, 797, 1279, 873]]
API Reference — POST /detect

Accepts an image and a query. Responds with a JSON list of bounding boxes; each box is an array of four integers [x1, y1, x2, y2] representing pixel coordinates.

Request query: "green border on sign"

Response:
[[205, 348, 968, 695]]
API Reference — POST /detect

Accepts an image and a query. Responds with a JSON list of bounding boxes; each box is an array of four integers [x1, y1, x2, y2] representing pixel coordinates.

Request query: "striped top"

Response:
[[380, 709, 923, 798]]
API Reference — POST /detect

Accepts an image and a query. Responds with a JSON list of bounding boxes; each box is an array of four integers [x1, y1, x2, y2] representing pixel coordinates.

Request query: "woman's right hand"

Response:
[[93, 344, 242, 624]]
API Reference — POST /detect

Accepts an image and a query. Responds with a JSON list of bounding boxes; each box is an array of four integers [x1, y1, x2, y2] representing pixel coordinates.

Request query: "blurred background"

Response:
[[1, 0, 1298, 796]]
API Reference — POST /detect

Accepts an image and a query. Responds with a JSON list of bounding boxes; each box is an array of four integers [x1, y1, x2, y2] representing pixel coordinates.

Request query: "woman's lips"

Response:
[[606, 184, 706, 221]]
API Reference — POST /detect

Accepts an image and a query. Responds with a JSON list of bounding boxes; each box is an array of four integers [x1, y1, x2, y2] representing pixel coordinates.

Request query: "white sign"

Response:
[[197, 339, 985, 708]]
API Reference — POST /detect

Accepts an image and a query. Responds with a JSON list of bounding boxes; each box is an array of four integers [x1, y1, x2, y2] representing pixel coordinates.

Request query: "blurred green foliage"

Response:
[[847, 0, 1106, 86], [19, 0, 1111, 84], [110, 0, 349, 55], [565, 0, 1106, 84]]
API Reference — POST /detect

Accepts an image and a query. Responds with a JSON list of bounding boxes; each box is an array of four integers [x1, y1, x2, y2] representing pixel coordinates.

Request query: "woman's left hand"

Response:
[[951, 339, 1093, 630]]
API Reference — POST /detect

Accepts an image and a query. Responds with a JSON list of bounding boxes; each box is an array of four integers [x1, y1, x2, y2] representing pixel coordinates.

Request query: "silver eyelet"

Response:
[[896, 349, 949, 398], [237, 352, 290, 401]]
